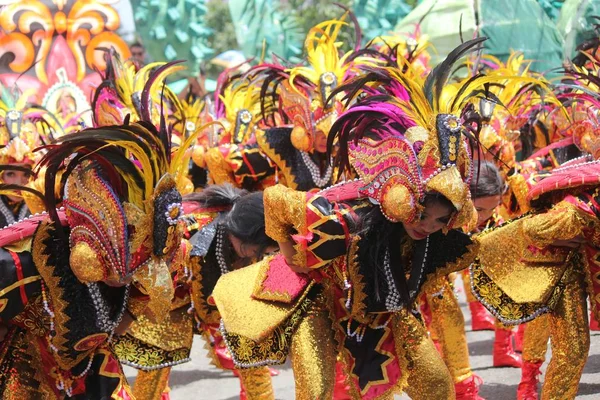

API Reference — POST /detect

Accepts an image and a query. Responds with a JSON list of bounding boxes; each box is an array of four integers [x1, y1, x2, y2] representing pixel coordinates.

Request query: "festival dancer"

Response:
[[116, 184, 279, 400], [206, 12, 373, 191], [471, 77, 600, 398], [0, 117, 190, 398], [211, 39, 506, 399], [203, 69, 276, 190]]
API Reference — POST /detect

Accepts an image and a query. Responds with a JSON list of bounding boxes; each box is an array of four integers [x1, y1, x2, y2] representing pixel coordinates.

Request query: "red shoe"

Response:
[[268, 367, 279, 376], [493, 328, 522, 368], [469, 301, 495, 331], [590, 313, 600, 331], [517, 360, 542, 400], [515, 324, 526, 352], [455, 375, 485, 400]]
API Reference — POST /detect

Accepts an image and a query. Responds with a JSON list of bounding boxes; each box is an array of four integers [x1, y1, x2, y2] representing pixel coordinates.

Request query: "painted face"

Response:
[[1, 169, 31, 202], [473, 195, 502, 228], [402, 198, 454, 240]]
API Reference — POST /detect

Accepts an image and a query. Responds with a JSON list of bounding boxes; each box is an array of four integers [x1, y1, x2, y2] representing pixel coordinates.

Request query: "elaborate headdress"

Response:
[[91, 51, 185, 128], [0, 83, 63, 165], [330, 38, 509, 229], [251, 10, 371, 152], [212, 69, 263, 144], [472, 52, 560, 165]]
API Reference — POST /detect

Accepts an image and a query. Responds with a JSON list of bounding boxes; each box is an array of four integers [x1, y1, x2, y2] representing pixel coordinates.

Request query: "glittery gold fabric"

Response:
[[541, 268, 590, 400], [290, 302, 337, 400], [263, 184, 307, 242], [237, 367, 276, 400], [128, 309, 193, 352], [133, 368, 171, 400], [522, 314, 550, 363], [521, 202, 593, 249], [461, 269, 476, 303], [213, 258, 314, 342], [397, 310, 455, 400], [475, 214, 571, 304], [424, 276, 472, 383], [205, 146, 236, 185]]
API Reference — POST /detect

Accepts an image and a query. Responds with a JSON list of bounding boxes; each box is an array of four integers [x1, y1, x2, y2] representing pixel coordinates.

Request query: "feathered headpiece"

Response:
[[213, 69, 263, 144], [551, 63, 600, 159], [330, 38, 514, 229], [0, 83, 63, 165], [91, 50, 185, 128], [249, 9, 374, 152], [467, 52, 560, 167]]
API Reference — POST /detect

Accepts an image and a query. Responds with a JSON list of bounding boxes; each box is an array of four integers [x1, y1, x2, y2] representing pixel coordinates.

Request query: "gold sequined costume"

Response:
[[473, 187, 600, 399]]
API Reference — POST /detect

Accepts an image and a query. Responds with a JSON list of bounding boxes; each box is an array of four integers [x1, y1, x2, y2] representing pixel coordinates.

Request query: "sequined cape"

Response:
[[0, 219, 133, 399], [471, 188, 600, 326], [213, 184, 477, 398], [115, 207, 223, 371]]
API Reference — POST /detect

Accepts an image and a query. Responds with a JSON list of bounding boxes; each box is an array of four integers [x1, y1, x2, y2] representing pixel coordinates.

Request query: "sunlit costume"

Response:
[[207, 13, 371, 191], [0, 116, 187, 398], [203, 70, 276, 190], [210, 39, 508, 399], [471, 80, 600, 399]]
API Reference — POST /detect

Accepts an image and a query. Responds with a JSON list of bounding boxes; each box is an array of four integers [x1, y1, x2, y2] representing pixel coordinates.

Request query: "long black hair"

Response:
[[184, 184, 276, 256], [356, 192, 455, 310]]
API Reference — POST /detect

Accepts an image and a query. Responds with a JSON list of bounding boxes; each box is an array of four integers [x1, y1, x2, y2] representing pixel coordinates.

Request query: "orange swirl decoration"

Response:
[[0, 0, 130, 129]]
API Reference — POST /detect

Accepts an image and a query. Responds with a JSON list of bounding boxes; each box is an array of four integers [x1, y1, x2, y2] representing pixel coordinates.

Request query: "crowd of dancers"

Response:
[[1, 8, 600, 400]]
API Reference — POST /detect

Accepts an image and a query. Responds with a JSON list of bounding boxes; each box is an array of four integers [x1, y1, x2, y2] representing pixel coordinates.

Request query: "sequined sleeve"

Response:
[[264, 185, 308, 243], [0, 248, 41, 322], [264, 185, 361, 269], [522, 200, 594, 248]]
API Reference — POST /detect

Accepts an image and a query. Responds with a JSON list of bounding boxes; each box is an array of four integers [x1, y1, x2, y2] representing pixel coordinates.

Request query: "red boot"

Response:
[[469, 301, 495, 331], [517, 360, 542, 400], [493, 328, 522, 368], [455, 374, 485, 400], [515, 324, 526, 352], [268, 367, 279, 376]]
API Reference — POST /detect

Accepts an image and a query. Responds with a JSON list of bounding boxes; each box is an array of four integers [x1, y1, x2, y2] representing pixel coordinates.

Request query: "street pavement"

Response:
[[124, 277, 600, 399]]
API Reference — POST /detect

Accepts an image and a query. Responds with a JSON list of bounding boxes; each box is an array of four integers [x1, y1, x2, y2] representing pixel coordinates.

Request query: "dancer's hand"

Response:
[[551, 234, 586, 249]]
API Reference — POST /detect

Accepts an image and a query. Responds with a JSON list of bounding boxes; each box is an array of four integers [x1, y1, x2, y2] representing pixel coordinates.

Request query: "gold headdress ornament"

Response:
[[0, 83, 63, 166], [215, 73, 263, 144], [463, 52, 561, 166], [279, 10, 376, 152]]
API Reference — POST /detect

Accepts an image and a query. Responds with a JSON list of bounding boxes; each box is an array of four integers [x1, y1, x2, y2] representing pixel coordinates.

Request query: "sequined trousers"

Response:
[[290, 299, 455, 399], [424, 275, 473, 383], [536, 265, 589, 400], [132, 325, 275, 400]]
